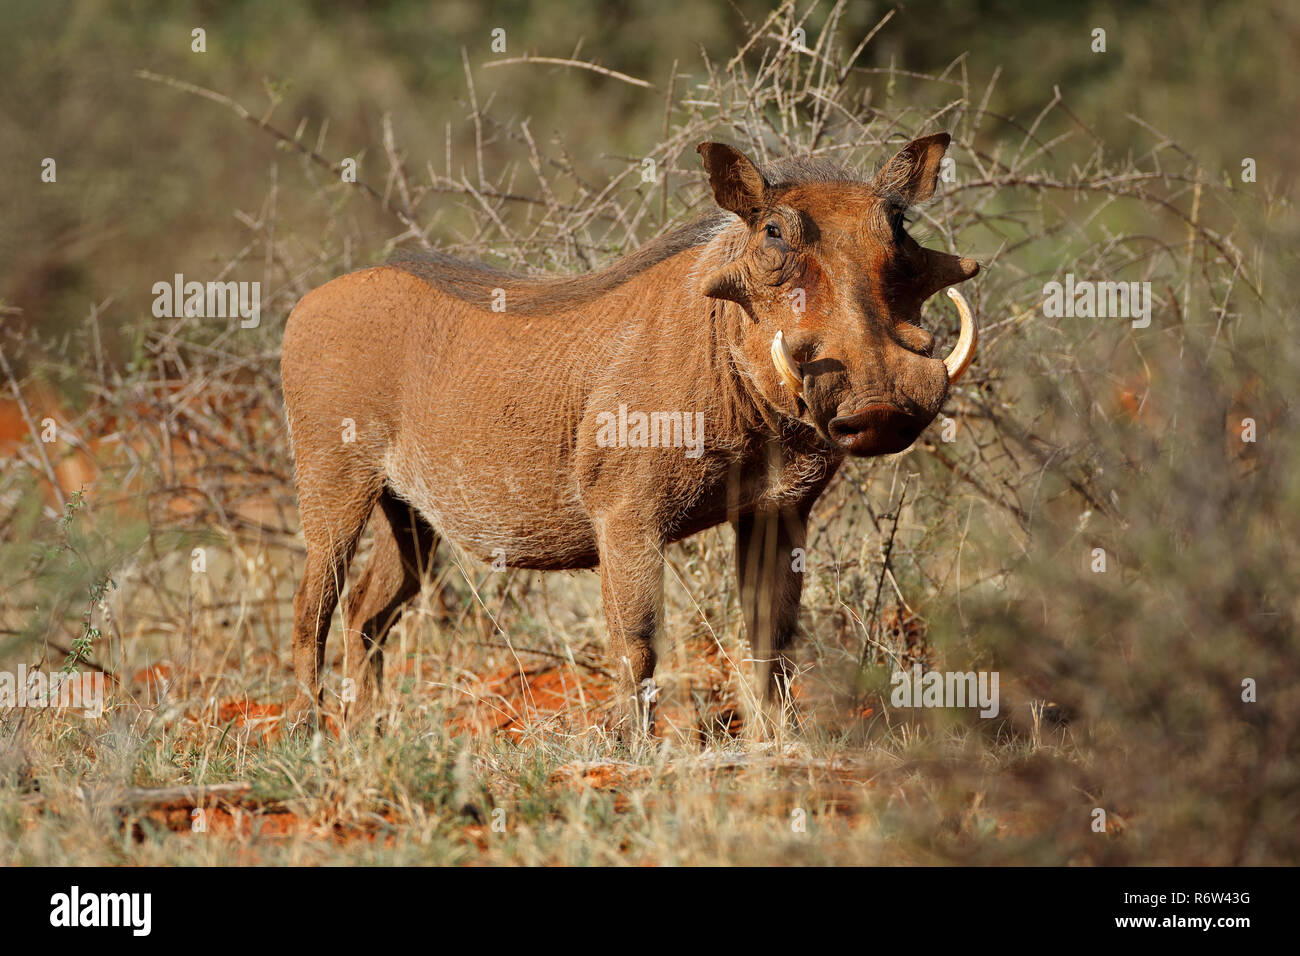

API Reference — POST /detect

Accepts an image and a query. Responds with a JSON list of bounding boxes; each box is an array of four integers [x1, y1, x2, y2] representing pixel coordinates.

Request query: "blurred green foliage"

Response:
[[2, 0, 1295, 358]]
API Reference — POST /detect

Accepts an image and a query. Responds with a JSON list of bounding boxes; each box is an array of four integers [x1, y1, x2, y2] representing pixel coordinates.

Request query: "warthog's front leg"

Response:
[[595, 519, 665, 736], [734, 505, 807, 731]]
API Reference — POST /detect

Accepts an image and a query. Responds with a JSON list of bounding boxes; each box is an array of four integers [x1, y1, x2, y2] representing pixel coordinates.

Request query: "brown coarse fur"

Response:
[[280, 134, 981, 734]]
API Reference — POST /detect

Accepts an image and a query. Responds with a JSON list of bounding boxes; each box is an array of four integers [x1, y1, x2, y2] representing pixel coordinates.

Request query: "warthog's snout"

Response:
[[828, 402, 928, 456]]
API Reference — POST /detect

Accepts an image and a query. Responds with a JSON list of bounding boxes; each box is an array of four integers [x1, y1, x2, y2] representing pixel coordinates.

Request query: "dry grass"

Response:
[[1, 0, 1296, 866]]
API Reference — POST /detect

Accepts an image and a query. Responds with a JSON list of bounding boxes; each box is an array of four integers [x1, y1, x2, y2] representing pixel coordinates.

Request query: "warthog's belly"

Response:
[[382, 443, 599, 571]]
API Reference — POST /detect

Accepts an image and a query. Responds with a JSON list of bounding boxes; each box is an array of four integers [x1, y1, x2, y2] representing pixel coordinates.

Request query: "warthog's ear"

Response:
[[871, 132, 952, 205], [697, 142, 768, 222]]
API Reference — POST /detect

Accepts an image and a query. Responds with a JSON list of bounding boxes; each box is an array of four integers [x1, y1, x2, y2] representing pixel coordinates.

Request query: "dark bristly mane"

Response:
[[388, 154, 861, 315], [388, 212, 728, 315]]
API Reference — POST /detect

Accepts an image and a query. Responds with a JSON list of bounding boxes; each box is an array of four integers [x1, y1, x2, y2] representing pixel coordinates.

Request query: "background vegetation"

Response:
[[0, 0, 1296, 864]]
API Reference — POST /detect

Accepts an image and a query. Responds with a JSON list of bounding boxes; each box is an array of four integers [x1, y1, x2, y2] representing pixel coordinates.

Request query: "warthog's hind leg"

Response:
[[341, 491, 439, 733], [287, 464, 381, 734]]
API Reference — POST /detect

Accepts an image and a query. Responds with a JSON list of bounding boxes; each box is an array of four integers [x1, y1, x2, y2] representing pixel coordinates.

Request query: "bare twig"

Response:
[[484, 55, 653, 89]]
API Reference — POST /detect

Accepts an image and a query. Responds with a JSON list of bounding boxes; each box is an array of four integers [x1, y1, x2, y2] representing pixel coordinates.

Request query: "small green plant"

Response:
[[50, 490, 116, 673]]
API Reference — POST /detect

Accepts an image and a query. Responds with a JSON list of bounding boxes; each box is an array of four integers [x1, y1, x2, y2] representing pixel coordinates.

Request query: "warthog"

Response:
[[281, 133, 979, 732]]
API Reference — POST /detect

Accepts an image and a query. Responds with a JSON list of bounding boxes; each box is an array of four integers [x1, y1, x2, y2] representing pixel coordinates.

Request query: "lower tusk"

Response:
[[941, 287, 978, 383], [770, 331, 803, 396]]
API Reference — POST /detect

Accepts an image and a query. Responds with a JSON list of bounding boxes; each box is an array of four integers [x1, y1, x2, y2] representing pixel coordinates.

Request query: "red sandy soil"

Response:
[[106, 607, 948, 846], [446, 636, 752, 745], [131, 804, 400, 847]]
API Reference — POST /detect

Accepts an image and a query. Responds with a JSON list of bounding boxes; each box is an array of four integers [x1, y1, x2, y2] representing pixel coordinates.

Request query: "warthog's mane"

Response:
[[388, 156, 860, 316]]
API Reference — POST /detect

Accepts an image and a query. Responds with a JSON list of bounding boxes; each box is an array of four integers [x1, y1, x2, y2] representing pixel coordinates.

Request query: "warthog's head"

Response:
[[696, 134, 979, 456]]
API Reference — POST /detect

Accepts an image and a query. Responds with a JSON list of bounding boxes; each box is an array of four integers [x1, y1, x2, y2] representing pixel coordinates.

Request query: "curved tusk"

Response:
[[941, 286, 978, 383], [770, 331, 803, 396]]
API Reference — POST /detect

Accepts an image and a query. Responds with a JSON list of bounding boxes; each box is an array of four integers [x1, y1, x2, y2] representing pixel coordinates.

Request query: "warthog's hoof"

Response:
[[283, 695, 322, 735]]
